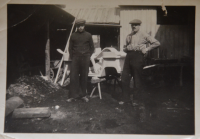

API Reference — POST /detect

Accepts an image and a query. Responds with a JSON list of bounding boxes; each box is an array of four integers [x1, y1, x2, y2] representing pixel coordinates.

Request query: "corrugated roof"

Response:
[[62, 7, 120, 24]]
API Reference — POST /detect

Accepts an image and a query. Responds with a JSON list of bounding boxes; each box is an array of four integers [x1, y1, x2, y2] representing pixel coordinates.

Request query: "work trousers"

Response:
[[69, 55, 90, 98], [121, 51, 144, 101]]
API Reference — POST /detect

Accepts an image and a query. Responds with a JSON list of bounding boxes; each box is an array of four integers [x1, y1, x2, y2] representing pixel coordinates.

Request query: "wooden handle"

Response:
[[54, 10, 81, 84]]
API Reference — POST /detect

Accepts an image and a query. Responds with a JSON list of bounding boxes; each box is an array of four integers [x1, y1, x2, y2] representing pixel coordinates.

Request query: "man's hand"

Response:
[[123, 45, 128, 52], [127, 45, 132, 50], [141, 48, 148, 54]]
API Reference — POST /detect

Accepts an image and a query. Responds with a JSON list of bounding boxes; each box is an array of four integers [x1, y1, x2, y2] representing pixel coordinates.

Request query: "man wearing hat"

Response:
[[67, 19, 94, 102], [119, 19, 160, 105]]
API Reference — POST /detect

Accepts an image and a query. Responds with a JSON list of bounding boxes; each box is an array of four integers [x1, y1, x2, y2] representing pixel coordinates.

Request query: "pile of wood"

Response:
[[5, 75, 68, 118]]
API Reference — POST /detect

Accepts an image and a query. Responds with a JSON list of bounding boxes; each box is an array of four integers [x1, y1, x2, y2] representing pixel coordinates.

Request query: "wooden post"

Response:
[[45, 20, 50, 79], [45, 39, 50, 79]]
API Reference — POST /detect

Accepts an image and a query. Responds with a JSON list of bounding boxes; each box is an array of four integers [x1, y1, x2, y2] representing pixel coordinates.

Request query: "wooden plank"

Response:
[[12, 107, 51, 119], [6, 97, 24, 116]]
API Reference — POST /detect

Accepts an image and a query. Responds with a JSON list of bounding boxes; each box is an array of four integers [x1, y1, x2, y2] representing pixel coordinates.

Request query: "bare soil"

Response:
[[4, 76, 194, 134]]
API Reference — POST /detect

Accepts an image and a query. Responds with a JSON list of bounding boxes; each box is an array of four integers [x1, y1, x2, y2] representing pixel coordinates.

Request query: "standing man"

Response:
[[119, 19, 160, 104], [67, 19, 94, 102]]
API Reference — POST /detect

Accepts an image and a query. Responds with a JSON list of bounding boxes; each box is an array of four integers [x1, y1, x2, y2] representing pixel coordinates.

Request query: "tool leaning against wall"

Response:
[[54, 10, 81, 86]]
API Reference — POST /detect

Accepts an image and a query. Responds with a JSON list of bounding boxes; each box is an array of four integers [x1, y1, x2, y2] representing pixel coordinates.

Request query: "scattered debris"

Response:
[[115, 107, 123, 112], [167, 108, 180, 110], [52, 129, 57, 132], [55, 105, 60, 109], [50, 110, 67, 120], [6, 75, 68, 105], [91, 124, 96, 130], [132, 102, 139, 107], [139, 106, 145, 110], [39, 71, 49, 81], [90, 95, 99, 98], [58, 77, 70, 87], [167, 108, 191, 110]]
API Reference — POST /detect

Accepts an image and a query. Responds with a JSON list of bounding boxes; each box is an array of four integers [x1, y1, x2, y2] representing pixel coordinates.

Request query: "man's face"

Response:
[[131, 24, 140, 32], [76, 24, 85, 32]]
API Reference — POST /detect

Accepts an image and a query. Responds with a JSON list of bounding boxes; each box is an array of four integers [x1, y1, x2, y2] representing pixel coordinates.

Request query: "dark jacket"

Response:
[[69, 30, 94, 58]]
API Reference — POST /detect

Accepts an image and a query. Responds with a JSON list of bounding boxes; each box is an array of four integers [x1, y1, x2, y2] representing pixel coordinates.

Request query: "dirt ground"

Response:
[[4, 75, 194, 135]]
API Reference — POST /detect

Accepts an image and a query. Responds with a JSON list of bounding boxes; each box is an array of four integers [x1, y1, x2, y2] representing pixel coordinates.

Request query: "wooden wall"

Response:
[[154, 25, 194, 59]]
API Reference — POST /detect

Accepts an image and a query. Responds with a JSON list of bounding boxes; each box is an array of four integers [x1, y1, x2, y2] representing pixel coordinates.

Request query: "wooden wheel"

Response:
[[50, 68, 54, 80]]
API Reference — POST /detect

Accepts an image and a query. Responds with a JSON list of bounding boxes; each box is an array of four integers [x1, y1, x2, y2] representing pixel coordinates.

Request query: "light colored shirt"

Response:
[[126, 30, 159, 52]]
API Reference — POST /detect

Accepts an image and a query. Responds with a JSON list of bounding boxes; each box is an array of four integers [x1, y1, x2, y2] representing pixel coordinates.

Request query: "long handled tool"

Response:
[[54, 10, 80, 84], [56, 49, 70, 85]]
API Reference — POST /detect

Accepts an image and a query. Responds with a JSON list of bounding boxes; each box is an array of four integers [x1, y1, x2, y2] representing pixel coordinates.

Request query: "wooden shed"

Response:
[[7, 4, 75, 85]]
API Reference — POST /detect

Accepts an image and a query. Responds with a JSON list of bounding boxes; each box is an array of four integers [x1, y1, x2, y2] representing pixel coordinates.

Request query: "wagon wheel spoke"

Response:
[[50, 69, 54, 80]]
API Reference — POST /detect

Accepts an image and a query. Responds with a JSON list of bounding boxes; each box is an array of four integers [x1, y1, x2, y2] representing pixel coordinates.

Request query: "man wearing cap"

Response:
[[67, 19, 94, 102], [119, 19, 160, 105]]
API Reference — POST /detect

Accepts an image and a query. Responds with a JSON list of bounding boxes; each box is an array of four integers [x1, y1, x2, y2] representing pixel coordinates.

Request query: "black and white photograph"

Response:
[[1, 0, 199, 138]]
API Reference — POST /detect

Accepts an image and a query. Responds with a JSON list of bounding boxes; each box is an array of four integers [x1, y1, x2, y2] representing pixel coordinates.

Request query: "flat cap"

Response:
[[129, 19, 142, 24], [75, 19, 86, 25]]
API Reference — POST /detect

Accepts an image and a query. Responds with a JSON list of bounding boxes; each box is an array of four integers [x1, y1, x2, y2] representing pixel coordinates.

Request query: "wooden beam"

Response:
[[86, 23, 121, 27], [12, 107, 51, 119], [45, 20, 50, 79], [45, 39, 50, 79]]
